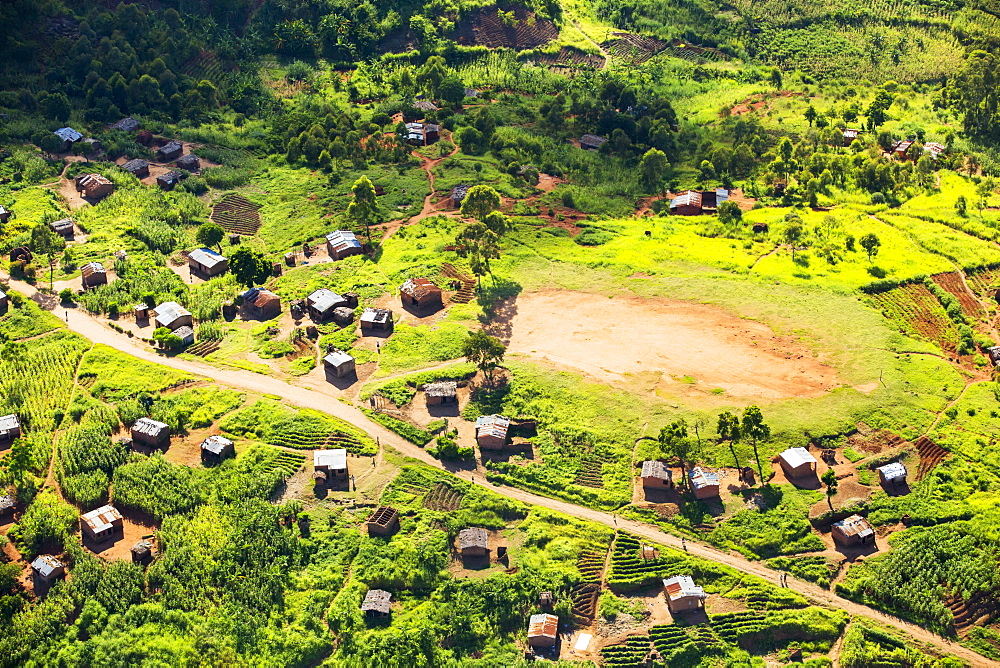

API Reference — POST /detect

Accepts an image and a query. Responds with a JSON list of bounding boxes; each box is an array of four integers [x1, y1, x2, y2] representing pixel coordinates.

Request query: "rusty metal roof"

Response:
[[81, 504, 122, 533], [663, 575, 706, 601], [833, 514, 874, 538], [528, 613, 558, 639], [400, 277, 441, 300]]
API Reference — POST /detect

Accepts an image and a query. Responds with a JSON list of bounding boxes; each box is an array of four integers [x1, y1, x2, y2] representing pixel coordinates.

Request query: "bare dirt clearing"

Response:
[[505, 291, 841, 400]]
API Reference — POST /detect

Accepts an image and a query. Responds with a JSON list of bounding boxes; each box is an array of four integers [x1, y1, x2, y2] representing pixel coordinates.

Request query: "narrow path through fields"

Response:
[[4, 275, 993, 664]]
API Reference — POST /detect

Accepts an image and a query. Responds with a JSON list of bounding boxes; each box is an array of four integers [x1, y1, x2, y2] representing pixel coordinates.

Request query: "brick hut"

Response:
[[877, 462, 907, 487], [640, 461, 672, 489], [131, 539, 154, 565], [424, 381, 457, 406], [80, 262, 108, 290], [400, 277, 443, 312], [131, 417, 170, 448], [121, 158, 150, 178], [663, 575, 708, 614], [323, 350, 356, 378], [188, 248, 228, 277], [313, 449, 347, 485], [778, 447, 818, 479], [360, 307, 393, 333], [688, 467, 720, 499], [201, 435, 235, 461], [458, 527, 489, 557], [527, 613, 559, 648], [241, 288, 282, 320], [306, 289, 348, 322], [156, 140, 183, 162], [77, 173, 114, 200], [475, 415, 510, 450], [325, 230, 363, 260], [365, 506, 400, 537], [832, 515, 875, 547], [50, 218, 75, 238], [80, 504, 123, 542]]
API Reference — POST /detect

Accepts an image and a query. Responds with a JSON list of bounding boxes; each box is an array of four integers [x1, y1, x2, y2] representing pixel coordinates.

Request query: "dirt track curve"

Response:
[[5, 277, 994, 666]]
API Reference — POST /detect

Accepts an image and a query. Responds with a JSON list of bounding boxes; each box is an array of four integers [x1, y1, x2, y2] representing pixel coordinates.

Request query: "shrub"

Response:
[[58, 288, 74, 303]]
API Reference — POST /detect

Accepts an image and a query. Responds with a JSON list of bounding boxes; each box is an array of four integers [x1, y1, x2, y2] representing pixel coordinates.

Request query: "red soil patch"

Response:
[[506, 290, 841, 400], [931, 272, 983, 319], [729, 91, 802, 117]]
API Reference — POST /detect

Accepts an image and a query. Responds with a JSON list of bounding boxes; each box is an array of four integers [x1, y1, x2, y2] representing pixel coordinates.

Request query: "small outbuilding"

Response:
[[131, 539, 154, 565], [842, 128, 861, 147], [475, 414, 510, 450], [80, 262, 108, 290], [663, 575, 708, 614], [0, 290, 6, 315], [201, 434, 235, 461], [579, 134, 608, 151], [360, 307, 393, 333], [313, 448, 347, 485], [640, 460, 672, 488], [54, 127, 83, 150], [778, 447, 818, 478], [450, 184, 470, 208], [670, 190, 703, 216], [50, 218, 75, 238], [877, 462, 907, 487], [31, 555, 65, 582], [172, 325, 194, 346], [400, 277, 443, 312], [111, 117, 141, 133], [365, 506, 400, 537], [306, 289, 348, 322], [414, 99, 438, 113], [188, 247, 228, 276], [832, 514, 875, 547], [0, 414, 21, 442], [241, 287, 282, 320], [80, 504, 123, 543], [323, 350, 356, 378], [131, 417, 170, 448], [325, 230, 363, 260], [153, 301, 193, 330], [424, 381, 457, 406], [361, 589, 392, 618], [175, 154, 200, 171], [0, 494, 16, 516], [156, 141, 183, 162], [458, 527, 489, 557], [121, 159, 150, 178], [134, 303, 150, 321], [688, 467, 720, 500], [424, 124, 440, 143], [527, 613, 559, 648], [891, 140, 914, 160], [156, 170, 183, 190], [0, 205, 10, 224], [76, 173, 114, 200]]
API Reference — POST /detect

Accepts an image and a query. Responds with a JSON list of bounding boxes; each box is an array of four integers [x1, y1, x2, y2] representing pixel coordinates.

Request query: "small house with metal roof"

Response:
[[121, 158, 150, 178], [475, 414, 510, 450], [688, 467, 720, 499], [0, 414, 21, 443], [579, 134, 608, 151], [31, 555, 65, 582], [81, 262, 108, 290], [313, 448, 347, 485], [81, 504, 123, 542], [131, 417, 170, 448], [50, 217, 75, 238], [241, 287, 281, 320], [154, 301, 193, 330], [832, 514, 875, 547], [323, 350, 356, 378], [111, 117, 140, 133], [778, 447, 818, 478], [400, 277, 443, 312], [325, 230, 363, 260], [640, 460, 672, 488], [54, 127, 83, 149], [458, 527, 489, 557], [662, 575, 708, 613], [76, 173, 114, 200], [527, 613, 559, 648], [360, 307, 393, 333], [877, 462, 907, 487], [201, 435, 235, 461], [306, 289, 348, 322], [361, 589, 392, 617], [188, 247, 228, 276], [156, 141, 183, 162]]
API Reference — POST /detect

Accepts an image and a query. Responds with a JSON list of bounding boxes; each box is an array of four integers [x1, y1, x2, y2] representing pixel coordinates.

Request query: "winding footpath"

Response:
[[5, 276, 994, 666]]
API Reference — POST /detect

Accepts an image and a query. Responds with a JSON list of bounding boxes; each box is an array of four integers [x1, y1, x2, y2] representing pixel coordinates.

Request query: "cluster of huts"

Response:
[[639, 461, 720, 500]]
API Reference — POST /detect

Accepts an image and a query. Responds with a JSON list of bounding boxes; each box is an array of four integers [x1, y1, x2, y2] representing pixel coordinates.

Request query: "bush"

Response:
[[427, 435, 474, 460], [574, 228, 614, 246], [58, 288, 74, 303], [203, 167, 251, 189], [362, 409, 433, 445]]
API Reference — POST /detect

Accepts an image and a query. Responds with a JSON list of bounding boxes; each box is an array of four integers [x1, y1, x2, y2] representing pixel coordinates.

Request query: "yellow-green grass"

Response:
[[79, 344, 193, 400], [877, 211, 1000, 270]]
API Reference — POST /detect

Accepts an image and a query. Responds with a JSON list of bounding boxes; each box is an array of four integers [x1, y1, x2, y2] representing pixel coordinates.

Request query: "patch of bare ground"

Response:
[[505, 291, 841, 401], [83, 511, 158, 562]]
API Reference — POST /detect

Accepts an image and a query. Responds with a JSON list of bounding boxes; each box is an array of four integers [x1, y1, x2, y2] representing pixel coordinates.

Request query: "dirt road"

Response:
[[5, 278, 993, 665]]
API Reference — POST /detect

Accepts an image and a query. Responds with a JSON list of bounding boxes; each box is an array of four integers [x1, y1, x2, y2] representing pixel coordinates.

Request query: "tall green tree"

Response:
[[195, 222, 225, 252], [30, 222, 66, 290], [460, 185, 502, 223], [717, 411, 742, 469], [741, 405, 770, 483], [229, 248, 271, 288], [945, 50, 1000, 137], [417, 56, 448, 98], [462, 331, 506, 385], [639, 148, 669, 195], [454, 222, 501, 284], [657, 419, 699, 489], [347, 175, 379, 246], [859, 232, 881, 262], [821, 468, 839, 510]]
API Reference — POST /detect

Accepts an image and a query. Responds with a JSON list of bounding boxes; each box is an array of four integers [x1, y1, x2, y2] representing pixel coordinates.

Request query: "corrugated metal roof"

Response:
[[121, 158, 149, 173], [663, 575, 707, 600], [314, 448, 347, 469], [360, 307, 392, 324], [361, 589, 392, 613], [670, 190, 702, 209], [323, 350, 354, 367], [401, 277, 441, 300], [641, 460, 671, 480], [459, 527, 489, 549], [81, 504, 122, 533], [201, 434, 233, 455], [51, 218, 74, 231], [188, 247, 226, 269], [0, 414, 21, 432], [307, 289, 346, 313], [877, 462, 907, 480], [580, 134, 608, 148], [132, 417, 169, 437], [153, 301, 191, 325], [833, 514, 874, 538], [55, 127, 82, 142], [325, 230, 361, 252], [81, 262, 106, 278], [475, 414, 510, 440], [779, 447, 817, 469], [31, 555, 64, 578], [78, 173, 112, 188], [111, 118, 140, 132], [528, 613, 558, 639], [689, 466, 719, 490]]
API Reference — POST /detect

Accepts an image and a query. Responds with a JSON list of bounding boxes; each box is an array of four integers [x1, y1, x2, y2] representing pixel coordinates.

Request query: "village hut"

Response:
[[424, 124, 440, 143], [134, 303, 150, 321], [156, 170, 183, 190], [76, 173, 114, 200], [31, 555, 65, 583], [475, 414, 510, 450], [188, 247, 228, 276], [131, 417, 170, 448], [891, 140, 914, 160], [201, 435, 235, 461], [778, 447, 817, 478], [80, 504, 123, 543], [0, 494, 15, 517], [313, 449, 347, 485], [405, 122, 425, 145], [669, 190, 703, 216], [241, 287, 281, 320], [450, 184, 470, 208], [111, 117, 140, 133], [325, 230, 363, 259], [414, 99, 438, 113], [361, 589, 392, 618], [688, 467, 721, 500], [539, 591, 555, 608], [579, 134, 608, 151], [332, 307, 355, 327], [924, 142, 946, 159], [50, 218, 75, 238], [527, 613, 559, 648], [0, 414, 21, 443], [156, 140, 183, 162], [153, 301, 193, 330], [832, 514, 875, 547], [0, 205, 10, 224], [121, 158, 150, 178], [131, 539, 154, 565], [0, 290, 6, 315], [877, 462, 907, 487], [424, 381, 457, 406], [306, 289, 348, 322], [458, 527, 489, 557], [175, 154, 201, 171], [323, 350, 356, 378], [365, 506, 400, 537], [640, 461, 672, 489], [54, 127, 83, 150], [662, 575, 708, 614], [400, 277, 443, 312], [80, 262, 108, 290], [842, 128, 861, 147], [360, 307, 393, 333]]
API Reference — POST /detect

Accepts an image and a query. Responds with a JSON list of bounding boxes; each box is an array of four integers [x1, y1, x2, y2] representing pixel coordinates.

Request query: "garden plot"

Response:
[[505, 291, 840, 400]]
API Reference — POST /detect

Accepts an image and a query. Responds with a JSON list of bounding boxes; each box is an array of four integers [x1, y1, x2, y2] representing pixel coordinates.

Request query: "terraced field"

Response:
[[211, 193, 262, 235]]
